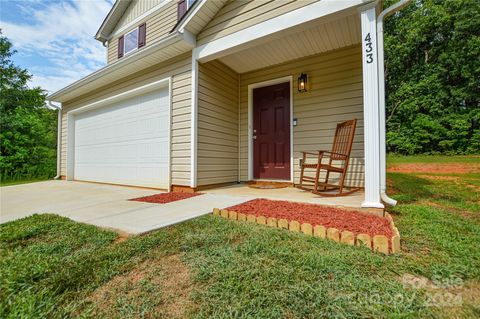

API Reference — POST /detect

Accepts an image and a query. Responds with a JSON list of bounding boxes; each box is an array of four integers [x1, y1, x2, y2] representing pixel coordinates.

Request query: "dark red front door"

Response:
[[253, 82, 291, 180]]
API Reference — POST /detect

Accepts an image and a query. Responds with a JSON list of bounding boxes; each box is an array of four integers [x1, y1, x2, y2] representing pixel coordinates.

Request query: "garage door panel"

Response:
[[74, 88, 169, 188], [75, 164, 168, 187]]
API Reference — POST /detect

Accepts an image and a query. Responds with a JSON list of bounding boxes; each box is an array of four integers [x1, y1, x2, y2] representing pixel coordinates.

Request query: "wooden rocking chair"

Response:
[[298, 119, 360, 197]]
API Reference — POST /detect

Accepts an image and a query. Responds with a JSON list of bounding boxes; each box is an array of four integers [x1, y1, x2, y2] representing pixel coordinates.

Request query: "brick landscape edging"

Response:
[[212, 208, 401, 255]]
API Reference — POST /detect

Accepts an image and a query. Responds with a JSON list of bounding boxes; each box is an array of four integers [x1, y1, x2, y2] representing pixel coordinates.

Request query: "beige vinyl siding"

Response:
[[107, 38, 118, 63], [239, 45, 365, 187], [116, 0, 166, 30], [197, 60, 239, 186], [197, 0, 318, 45], [107, 0, 177, 64], [145, 1, 177, 45], [60, 53, 192, 187]]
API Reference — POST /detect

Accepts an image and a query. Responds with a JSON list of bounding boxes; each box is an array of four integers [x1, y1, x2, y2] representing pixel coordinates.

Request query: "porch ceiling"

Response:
[[218, 13, 361, 74]]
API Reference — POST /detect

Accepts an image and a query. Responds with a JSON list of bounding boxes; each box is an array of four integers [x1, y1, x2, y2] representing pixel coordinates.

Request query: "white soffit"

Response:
[[194, 0, 370, 63], [179, 0, 229, 34], [218, 14, 361, 74]]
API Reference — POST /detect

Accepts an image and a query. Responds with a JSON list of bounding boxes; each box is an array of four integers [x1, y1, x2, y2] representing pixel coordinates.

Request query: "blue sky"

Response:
[[1, 0, 114, 94]]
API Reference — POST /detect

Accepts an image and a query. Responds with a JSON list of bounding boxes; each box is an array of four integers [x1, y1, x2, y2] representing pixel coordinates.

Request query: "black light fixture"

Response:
[[298, 73, 308, 92]]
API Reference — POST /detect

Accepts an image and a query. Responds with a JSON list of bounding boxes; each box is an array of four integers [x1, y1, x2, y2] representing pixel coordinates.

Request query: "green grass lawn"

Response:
[[0, 179, 50, 187], [387, 154, 480, 165], [1, 158, 479, 318]]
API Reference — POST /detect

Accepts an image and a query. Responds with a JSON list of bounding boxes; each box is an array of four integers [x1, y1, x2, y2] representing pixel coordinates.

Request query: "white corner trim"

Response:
[[190, 52, 199, 188], [69, 78, 170, 115], [290, 80, 294, 183], [247, 76, 293, 182], [360, 6, 383, 209], [108, 0, 172, 40], [167, 76, 173, 192], [237, 73, 241, 183], [66, 113, 75, 181], [193, 0, 368, 62]]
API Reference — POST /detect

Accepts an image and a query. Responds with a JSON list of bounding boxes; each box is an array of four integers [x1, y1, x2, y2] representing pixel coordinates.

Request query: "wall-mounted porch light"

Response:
[[298, 73, 308, 92]]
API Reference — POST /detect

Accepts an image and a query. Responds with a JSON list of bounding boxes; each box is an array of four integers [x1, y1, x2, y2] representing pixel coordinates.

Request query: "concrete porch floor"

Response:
[[1, 181, 369, 235], [204, 184, 364, 209]]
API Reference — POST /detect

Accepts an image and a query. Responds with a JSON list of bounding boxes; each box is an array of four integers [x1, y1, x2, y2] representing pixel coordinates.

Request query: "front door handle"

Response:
[[253, 136, 257, 140]]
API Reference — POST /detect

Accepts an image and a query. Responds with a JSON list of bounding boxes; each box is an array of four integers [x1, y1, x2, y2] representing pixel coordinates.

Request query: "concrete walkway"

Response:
[[204, 184, 364, 208], [0, 181, 253, 234]]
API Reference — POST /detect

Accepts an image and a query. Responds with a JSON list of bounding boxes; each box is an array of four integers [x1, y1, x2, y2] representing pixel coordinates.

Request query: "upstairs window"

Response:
[[118, 23, 146, 59], [124, 28, 138, 55], [178, 0, 196, 21]]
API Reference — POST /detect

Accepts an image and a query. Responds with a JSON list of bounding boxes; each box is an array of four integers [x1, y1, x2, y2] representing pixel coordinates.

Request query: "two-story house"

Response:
[[47, 0, 406, 210]]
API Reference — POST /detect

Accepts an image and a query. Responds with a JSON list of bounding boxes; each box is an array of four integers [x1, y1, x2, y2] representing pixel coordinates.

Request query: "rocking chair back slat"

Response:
[[330, 119, 357, 161]]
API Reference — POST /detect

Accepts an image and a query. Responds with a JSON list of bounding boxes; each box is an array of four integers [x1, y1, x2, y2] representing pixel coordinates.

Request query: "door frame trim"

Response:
[[66, 77, 172, 191], [247, 76, 293, 182]]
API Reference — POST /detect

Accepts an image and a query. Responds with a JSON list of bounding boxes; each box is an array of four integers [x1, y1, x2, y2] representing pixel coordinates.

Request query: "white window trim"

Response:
[[247, 76, 294, 183], [124, 27, 139, 56]]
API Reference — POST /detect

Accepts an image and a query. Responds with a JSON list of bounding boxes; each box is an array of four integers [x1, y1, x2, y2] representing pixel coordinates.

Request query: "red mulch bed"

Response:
[[130, 192, 203, 204], [227, 198, 393, 238]]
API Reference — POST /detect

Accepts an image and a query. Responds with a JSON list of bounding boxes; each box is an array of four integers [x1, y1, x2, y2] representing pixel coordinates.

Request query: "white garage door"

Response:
[[73, 88, 169, 188]]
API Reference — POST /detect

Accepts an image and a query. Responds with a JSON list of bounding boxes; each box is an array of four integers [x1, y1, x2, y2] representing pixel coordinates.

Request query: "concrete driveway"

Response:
[[0, 181, 252, 234]]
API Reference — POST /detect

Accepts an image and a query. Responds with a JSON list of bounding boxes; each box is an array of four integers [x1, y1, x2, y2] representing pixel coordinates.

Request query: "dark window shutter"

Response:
[[177, 0, 187, 21], [138, 23, 146, 48], [118, 35, 124, 58]]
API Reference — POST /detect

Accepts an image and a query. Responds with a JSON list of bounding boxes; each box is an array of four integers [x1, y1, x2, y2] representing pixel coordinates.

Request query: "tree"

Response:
[[384, 0, 480, 154], [0, 32, 57, 181]]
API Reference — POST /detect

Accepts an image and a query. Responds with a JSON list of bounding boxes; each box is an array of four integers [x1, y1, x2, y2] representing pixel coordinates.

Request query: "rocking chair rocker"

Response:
[[297, 119, 360, 197]]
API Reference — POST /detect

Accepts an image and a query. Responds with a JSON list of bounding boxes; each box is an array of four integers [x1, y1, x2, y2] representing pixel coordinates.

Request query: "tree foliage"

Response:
[[0, 33, 57, 182], [384, 0, 480, 154]]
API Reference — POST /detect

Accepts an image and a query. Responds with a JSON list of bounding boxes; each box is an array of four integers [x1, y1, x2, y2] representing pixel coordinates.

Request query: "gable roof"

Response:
[[48, 32, 195, 102], [95, 0, 132, 43], [95, 0, 228, 43], [48, 0, 228, 102]]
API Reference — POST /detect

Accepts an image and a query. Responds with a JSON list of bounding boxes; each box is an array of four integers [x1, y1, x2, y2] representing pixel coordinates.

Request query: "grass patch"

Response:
[[0, 179, 49, 187], [1, 157, 479, 318], [388, 172, 480, 217], [387, 155, 480, 165]]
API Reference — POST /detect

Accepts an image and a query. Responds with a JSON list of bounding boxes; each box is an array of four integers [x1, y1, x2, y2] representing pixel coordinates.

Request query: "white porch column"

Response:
[[360, 5, 383, 208], [190, 53, 199, 188]]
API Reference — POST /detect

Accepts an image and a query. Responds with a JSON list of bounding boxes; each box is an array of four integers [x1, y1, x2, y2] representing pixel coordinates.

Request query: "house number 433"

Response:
[[364, 33, 374, 64]]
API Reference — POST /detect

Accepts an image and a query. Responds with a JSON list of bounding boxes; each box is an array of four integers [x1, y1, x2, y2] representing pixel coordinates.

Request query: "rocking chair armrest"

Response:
[[318, 150, 349, 159], [301, 151, 319, 156]]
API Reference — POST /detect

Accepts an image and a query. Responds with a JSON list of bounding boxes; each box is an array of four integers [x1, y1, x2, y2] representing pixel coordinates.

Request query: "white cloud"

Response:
[[1, 0, 113, 94]]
